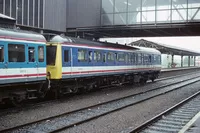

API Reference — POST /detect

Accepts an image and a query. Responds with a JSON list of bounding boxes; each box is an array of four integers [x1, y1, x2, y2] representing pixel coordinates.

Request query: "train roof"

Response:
[[0, 28, 46, 42], [46, 35, 139, 50], [45, 34, 161, 54]]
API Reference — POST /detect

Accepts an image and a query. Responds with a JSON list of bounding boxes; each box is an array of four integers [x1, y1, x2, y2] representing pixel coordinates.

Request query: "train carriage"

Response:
[[45, 35, 162, 95], [0, 28, 47, 105]]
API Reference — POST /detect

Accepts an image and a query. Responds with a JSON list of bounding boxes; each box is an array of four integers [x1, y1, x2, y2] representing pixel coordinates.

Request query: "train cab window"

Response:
[[28, 47, 35, 62], [78, 49, 87, 62], [89, 51, 92, 62], [64, 50, 69, 62], [8, 44, 25, 62], [47, 46, 57, 65], [0, 46, 4, 62], [38, 46, 44, 62]]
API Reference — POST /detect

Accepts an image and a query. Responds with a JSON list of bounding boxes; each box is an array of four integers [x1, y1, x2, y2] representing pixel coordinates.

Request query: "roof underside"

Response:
[[128, 39, 200, 56]]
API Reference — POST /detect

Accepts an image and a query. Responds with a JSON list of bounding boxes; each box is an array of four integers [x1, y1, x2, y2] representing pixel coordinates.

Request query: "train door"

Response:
[[27, 44, 37, 80], [62, 47, 72, 78], [0, 44, 6, 83], [37, 45, 46, 80]]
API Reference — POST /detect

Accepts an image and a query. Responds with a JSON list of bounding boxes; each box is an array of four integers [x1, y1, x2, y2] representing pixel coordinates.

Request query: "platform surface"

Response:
[[182, 111, 200, 133], [161, 66, 200, 72]]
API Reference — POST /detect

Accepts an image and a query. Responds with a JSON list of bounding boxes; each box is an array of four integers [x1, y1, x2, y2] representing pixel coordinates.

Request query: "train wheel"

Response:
[[139, 79, 147, 85], [151, 78, 155, 82], [10, 96, 23, 107]]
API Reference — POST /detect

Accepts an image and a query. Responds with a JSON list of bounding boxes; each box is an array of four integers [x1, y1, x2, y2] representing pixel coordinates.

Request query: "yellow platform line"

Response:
[[179, 111, 200, 133]]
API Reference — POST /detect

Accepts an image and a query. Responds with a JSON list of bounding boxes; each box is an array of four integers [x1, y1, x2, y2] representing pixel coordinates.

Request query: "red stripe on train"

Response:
[[0, 73, 46, 79], [62, 67, 161, 75]]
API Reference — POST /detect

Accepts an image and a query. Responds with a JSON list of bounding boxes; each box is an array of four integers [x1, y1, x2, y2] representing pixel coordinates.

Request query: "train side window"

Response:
[[78, 49, 87, 62], [103, 53, 106, 62], [38, 46, 44, 62], [28, 47, 35, 62], [94, 51, 101, 62], [64, 50, 69, 62], [129, 54, 132, 63], [118, 53, 125, 62], [107, 52, 114, 62], [8, 44, 25, 62], [89, 51, 92, 62], [0, 46, 4, 62], [149, 55, 151, 63], [138, 53, 142, 64]]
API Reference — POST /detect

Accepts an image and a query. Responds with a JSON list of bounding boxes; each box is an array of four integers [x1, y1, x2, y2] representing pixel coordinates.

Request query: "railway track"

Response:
[[127, 90, 200, 133], [0, 71, 197, 111], [1, 73, 200, 133]]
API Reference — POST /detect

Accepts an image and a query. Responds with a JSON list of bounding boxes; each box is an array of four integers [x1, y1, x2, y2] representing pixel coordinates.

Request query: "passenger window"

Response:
[[8, 44, 25, 62], [78, 49, 87, 62], [107, 52, 114, 62], [38, 46, 44, 62], [118, 53, 125, 62], [137, 54, 142, 64], [64, 50, 69, 62], [128, 53, 131, 63], [0, 46, 4, 62], [28, 47, 35, 62], [94, 51, 101, 62]]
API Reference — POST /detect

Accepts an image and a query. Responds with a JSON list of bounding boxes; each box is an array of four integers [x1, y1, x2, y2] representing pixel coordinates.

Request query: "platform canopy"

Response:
[[128, 39, 200, 56]]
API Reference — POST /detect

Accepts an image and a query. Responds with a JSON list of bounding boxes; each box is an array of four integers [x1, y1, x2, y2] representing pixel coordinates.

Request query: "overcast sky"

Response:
[[100, 36, 200, 53]]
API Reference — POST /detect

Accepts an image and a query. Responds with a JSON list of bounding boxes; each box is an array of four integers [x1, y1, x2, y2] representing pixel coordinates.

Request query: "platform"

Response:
[[180, 111, 200, 133], [161, 66, 200, 72]]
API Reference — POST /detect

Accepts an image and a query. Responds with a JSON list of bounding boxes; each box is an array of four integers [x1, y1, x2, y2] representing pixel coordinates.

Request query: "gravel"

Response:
[[62, 81, 200, 133], [0, 70, 200, 131]]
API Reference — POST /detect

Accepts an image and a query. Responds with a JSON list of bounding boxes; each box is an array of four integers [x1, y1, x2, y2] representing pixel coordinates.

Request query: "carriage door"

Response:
[[28, 44, 37, 80], [62, 47, 72, 78], [37, 46, 45, 80], [0, 45, 6, 80]]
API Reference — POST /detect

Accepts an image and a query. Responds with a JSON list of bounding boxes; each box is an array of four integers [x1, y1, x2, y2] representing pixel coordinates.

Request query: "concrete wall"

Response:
[[44, 0, 67, 32], [67, 0, 101, 28]]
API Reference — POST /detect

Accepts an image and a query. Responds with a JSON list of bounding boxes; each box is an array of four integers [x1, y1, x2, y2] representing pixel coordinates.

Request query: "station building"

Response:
[[0, 0, 200, 37]]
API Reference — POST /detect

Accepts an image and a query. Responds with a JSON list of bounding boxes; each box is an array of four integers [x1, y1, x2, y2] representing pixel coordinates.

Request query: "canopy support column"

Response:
[[188, 56, 190, 67], [172, 54, 174, 68], [181, 55, 183, 67]]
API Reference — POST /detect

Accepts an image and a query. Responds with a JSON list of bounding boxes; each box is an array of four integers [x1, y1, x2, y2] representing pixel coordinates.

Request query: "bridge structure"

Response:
[[66, 0, 200, 39]]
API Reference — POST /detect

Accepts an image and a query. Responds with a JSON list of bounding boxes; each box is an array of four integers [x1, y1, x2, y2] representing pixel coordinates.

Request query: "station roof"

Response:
[[128, 39, 200, 56]]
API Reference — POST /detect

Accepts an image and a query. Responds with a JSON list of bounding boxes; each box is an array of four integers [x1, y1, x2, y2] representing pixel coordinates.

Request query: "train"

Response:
[[0, 28, 162, 105]]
